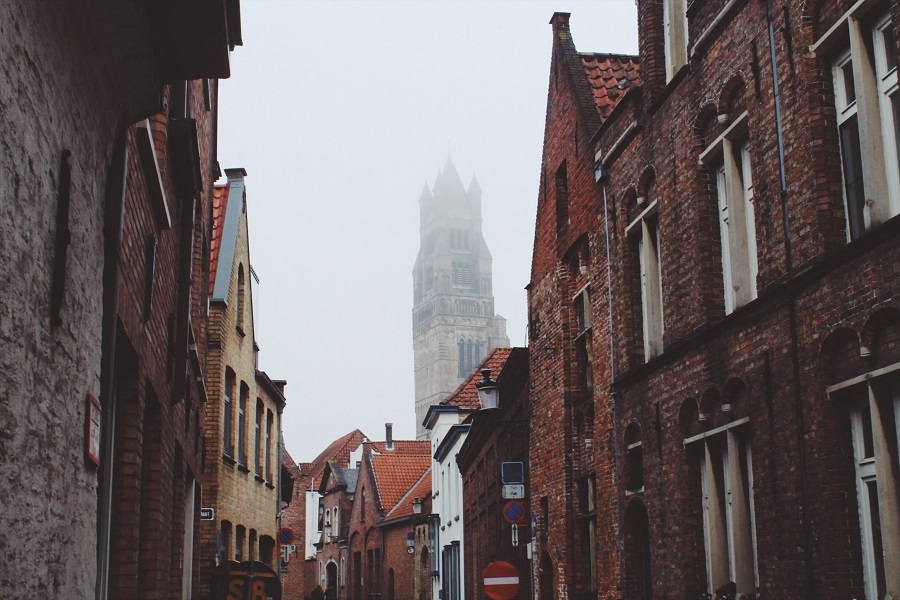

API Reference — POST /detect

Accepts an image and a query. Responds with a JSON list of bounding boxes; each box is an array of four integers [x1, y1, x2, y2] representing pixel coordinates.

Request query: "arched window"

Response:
[[223, 369, 235, 456], [623, 502, 652, 599]]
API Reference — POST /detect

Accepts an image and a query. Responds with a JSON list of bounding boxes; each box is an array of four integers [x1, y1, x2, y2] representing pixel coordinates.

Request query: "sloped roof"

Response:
[[579, 53, 640, 123], [369, 443, 431, 514], [442, 348, 514, 410], [384, 466, 432, 521], [208, 182, 229, 296], [370, 440, 430, 455], [303, 429, 368, 491]]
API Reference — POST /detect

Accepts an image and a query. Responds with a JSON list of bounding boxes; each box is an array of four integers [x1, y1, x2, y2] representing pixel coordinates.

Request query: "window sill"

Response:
[[238, 463, 251, 474], [255, 474, 266, 483], [266, 482, 275, 490], [625, 486, 645, 496], [223, 453, 236, 466], [236, 325, 245, 338]]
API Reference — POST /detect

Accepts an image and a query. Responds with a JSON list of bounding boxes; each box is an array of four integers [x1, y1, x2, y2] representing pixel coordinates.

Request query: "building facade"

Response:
[[412, 157, 509, 438], [457, 347, 530, 600], [199, 169, 287, 596], [529, 4, 900, 600], [0, 2, 239, 597]]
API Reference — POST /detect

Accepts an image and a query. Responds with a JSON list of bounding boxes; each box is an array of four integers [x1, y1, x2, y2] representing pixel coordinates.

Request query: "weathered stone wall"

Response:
[[0, 3, 156, 597]]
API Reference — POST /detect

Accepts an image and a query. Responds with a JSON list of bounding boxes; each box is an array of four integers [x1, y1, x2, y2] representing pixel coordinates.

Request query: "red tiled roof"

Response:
[[209, 183, 230, 296], [385, 467, 432, 521], [303, 429, 368, 490], [442, 348, 514, 410], [370, 443, 431, 513], [579, 53, 640, 123], [370, 440, 430, 455]]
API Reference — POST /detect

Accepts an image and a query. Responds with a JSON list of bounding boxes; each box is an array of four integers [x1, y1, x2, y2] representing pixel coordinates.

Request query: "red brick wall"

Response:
[[529, 1, 900, 599]]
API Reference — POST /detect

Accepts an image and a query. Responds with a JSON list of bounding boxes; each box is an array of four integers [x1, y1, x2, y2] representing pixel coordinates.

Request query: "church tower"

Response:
[[412, 157, 509, 438]]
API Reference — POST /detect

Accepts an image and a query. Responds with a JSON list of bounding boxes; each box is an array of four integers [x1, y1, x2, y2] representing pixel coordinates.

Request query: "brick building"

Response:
[[199, 169, 287, 595], [313, 460, 360, 599], [280, 429, 370, 600], [0, 1, 240, 597], [529, 4, 900, 599], [457, 347, 530, 600], [345, 438, 431, 600]]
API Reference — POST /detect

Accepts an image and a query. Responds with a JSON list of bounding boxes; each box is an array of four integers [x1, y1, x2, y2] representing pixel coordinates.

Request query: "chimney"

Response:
[[385, 423, 394, 450]]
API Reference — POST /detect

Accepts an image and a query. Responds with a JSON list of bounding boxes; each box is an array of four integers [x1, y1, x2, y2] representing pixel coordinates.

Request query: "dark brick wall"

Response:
[[458, 348, 530, 600], [529, 1, 900, 599]]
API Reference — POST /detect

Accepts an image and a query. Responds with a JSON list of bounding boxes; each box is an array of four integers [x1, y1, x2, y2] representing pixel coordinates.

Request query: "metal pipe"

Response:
[[766, 0, 814, 594]]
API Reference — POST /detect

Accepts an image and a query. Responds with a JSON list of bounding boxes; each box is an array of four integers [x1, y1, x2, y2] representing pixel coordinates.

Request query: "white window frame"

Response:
[[816, 7, 900, 238], [700, 112, 758, 313], [829, 375, 900, 600], [627, 201, 664, 360], [663, 0, 688, 81], [691, 427, 758, 596]]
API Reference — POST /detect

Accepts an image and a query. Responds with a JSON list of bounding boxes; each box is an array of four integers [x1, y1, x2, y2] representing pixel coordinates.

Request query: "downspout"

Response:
[[766, 1, 814, 594], [598, 163, 625, 594], [96, 118, 130, 600]]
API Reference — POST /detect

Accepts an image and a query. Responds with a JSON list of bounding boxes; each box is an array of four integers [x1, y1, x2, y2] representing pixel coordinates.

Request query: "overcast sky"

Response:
[[217, 0, 638, 462]]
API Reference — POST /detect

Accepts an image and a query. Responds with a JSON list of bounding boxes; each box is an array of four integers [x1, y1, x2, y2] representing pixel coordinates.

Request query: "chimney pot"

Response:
[[386, 423, 394, 450]]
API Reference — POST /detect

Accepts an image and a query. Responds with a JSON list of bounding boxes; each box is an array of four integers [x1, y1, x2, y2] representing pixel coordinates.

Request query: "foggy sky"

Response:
[[216, 1, 638, 462]]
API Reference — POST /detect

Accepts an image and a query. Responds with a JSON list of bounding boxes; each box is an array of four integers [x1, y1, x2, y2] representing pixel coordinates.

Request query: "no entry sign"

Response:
[[483, 561, 520, 600]]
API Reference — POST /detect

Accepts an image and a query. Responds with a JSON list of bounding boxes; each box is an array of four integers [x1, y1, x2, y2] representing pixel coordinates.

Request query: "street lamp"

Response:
[[412, 497, 422, 515], [476, 368, 499, 410]]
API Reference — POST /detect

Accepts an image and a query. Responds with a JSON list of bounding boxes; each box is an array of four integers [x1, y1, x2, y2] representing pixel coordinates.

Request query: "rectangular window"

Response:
[[223, 370, 234, 456], [266, 410, 273, 481], [848, 380, 900, 599], [701, 112, 757, 314], [576, 476, 598, 592], [238, 384, 248, 465], [255, 401, 263, 477], [829, 13, 900, 239], [696, 429, 757, 596], [638, 216, 664, 360], [663, 0, 688, 81], [235, 526, 245, 563], [574, 288, 593, 393]]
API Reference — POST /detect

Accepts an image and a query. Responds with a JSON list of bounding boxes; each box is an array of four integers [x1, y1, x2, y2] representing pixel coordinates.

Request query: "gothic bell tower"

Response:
[[412, 157, 509, 438]]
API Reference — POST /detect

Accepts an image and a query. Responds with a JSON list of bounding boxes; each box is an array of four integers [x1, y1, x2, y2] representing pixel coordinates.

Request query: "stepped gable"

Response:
[[369, 441, 431, 513], [579, 52, 640, 122], [385, 466, 432, 521], [208, 182, 229, 295], [442, 347, 513, 410]]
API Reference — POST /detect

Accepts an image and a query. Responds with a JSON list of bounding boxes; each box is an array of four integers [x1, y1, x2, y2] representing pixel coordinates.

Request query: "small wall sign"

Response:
[[85, 393, 102, 467]]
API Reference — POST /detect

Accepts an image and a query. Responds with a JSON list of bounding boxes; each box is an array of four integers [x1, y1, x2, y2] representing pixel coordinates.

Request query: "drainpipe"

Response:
[[766, 1, 814, 593], [95, 118, 130, 600], [597, 162, 626, 593]]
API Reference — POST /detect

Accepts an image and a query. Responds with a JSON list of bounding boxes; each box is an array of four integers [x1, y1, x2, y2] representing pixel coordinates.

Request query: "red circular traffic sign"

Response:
[[503, 500, 526, 524], [483, 561, 520, 600]]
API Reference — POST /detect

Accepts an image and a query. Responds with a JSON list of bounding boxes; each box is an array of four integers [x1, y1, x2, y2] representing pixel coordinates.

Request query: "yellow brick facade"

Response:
[[199, 171, 286, 597]]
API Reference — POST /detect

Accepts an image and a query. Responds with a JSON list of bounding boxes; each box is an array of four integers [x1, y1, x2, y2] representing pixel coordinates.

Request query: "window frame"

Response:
[[815, 6, 900, 239], [699, 112, 758, 313], [627, 201, 664, 360]]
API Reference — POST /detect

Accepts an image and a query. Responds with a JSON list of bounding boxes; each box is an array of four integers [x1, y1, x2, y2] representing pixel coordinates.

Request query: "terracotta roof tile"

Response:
[[442, 348, 514, 410], [369, 442, 431, 513], [579, 53, 640, 123], [208, 183, 230, 296], [302, 429, 368, 490], [370, 440, 430, 455], [385, 467, 432, 520]]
